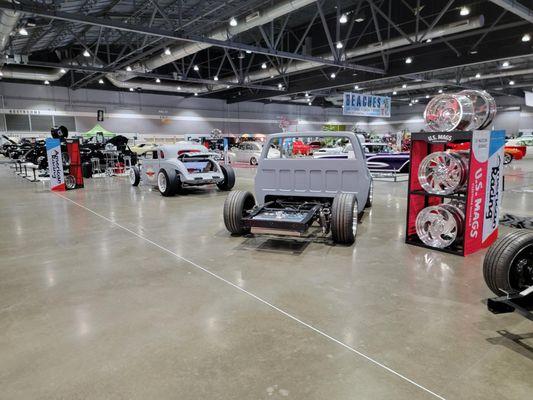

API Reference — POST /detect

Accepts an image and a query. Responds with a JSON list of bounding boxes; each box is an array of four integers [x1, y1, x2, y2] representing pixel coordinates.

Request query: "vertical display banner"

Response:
[[482, 130, 505, 247], [343, 92, 391, 117], [45, 138, 66, 191]]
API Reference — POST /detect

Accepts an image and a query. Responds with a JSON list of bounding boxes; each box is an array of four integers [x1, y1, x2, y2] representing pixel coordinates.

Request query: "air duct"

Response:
[[0, 9, 19, 52], [106, 73, 213, 94], [136, 0, 316, 73], [0, 65, 66, 81]]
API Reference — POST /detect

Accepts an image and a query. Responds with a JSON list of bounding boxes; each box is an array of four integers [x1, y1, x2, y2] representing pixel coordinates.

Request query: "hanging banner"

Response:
[[343, 92, 391, 118], [45, 138, 66, 192]]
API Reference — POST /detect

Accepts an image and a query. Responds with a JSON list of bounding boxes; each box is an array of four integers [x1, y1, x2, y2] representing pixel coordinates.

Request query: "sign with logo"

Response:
[[343, 92, 391, 118], [45, 138, 66, 191]]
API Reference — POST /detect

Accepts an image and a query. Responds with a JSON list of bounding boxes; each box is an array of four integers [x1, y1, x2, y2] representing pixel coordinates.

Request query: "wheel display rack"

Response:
[[405, 130, 505, 256]]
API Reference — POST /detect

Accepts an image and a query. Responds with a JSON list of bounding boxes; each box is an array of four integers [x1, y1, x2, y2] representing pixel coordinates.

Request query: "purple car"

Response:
[[362, 143, 410, 173]]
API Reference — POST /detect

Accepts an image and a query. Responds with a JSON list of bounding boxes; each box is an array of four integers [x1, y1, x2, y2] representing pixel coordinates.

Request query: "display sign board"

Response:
[[45, 138, 66, 191], [343, 92, 391, 118], [97, 109, 104, 121]]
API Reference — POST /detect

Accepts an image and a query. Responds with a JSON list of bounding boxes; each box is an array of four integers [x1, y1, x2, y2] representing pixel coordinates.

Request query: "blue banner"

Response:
[[343, 92, 391, 118]]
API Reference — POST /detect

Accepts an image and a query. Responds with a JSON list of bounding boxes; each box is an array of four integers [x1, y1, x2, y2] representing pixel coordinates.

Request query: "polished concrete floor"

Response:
[[1, 158, 532, 400]]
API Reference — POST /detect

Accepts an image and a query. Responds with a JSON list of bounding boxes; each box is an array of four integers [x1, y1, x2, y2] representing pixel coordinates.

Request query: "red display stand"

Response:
[[66, 139, 84, 189], [406, 130, 505, 256]]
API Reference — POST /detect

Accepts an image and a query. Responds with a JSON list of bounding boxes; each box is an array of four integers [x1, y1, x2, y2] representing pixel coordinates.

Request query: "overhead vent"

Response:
[[245, 11, 260, 23]]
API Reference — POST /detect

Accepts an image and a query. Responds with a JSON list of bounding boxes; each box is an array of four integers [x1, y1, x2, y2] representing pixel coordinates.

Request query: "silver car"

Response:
[[130, 142, 235, 196], [223, 132, 372, 245]]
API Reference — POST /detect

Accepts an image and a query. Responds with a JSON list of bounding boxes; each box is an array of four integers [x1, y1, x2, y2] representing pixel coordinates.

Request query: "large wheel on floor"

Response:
[[223, 190, 255, 235], [331, 193, 358, 245], [157, 169, 178, 197], [365, 179, 373, 208], [483, 230, 533, 297], [217, 164, 235, 191], [129, 165, 140, 186], [503, 152, 513, 165]]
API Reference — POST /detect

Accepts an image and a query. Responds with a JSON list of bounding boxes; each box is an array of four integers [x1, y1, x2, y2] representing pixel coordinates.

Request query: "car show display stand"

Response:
[[405, 130, 505, 256]]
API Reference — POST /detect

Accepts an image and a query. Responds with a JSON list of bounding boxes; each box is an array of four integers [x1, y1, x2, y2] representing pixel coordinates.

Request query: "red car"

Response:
[[292, 140, 312, 156], [448, 141, 525, 164]]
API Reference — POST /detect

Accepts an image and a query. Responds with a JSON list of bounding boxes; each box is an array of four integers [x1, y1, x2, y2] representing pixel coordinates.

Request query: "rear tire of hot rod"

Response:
[[157, 169, 178, 197], [217, 164, 236, 191], [130, 166, 140, 186], [483, 230, 533, 297], [331, 193, 358, 245], [223, 190, 255, 235]]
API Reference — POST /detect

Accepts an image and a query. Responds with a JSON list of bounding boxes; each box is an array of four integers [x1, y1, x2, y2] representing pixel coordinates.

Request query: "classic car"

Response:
[[292, 139, 312, 156], [507, 134, 532, 158], [130, 142, 235, 196], [362, 143, 410, 173], [223, 132, 372, 245], [228, 141, 280, 165], [130, 142, 159, 155], [449, 141, 525, 164]]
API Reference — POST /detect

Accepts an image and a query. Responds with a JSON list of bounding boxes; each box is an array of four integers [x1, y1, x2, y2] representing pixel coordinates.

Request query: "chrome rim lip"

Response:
[[416, 204, 464, 248], [459, 90, 496, 130], [157, 172, 167, 192], [65, 175, 76, 189], [352, 199, 358, 236], [418, 152, 467, 195], [129, 168, 136, 184]]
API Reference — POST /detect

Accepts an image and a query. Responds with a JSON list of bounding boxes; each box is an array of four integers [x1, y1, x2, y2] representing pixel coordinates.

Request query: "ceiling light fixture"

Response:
[[330, 72, 336, 79], [460, 6, 470, 16], [409, 102, 413, 106], [502, 61, 510, 67], [98, 79, 104, 84], [522, 33, 531, 42], [194, 92, 198, 96], [44, 80, 50, 85], [336, 41, 343, 49], [405, 57, 413, 64], [155, 78, 161, 83], [438, 89, 443, 93], [469, 49, 478, 54], [177, 86, 181, 90], [83, 50, 90, 57], [214, 75, 219, 81], [425, 95, 430, 98], [339, 14, 348, 24], [392, 90, 397, 95], [60, 68, 66, 74], [509, 80, 515, 85], [229, 17, 237, 27], [193, 65, 199, 71], [129, 87, 134, 91], [402, 83, 407, 88], [354, 85, 359, 90], [355, 17, 364, 23], [126, 66, 132, 71], [475, 73, 481, 78], [164, 48, 171, 56], [305, 92, 309, 97], [426, 38, 432, 43], [246, 50, 252, 54], [278, 83, 283, 89], [18, 27, 28, 36], [261, 62, 267, 69]]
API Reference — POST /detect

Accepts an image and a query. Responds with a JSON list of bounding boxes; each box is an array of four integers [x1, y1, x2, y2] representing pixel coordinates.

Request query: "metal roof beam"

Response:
[[489, 0, 533, 23], [0, 0, 384, 75]]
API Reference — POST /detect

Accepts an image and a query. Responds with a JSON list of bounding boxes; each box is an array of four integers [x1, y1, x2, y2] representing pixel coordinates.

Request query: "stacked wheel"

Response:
[[418, 151, 468, 195], [415, 203, 465, 249], [483, 231, 533, 297]]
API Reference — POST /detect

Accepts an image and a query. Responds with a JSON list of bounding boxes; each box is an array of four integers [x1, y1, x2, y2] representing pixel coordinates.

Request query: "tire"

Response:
[[65, 175, 76, 189], [503, 153, 513, 165], [331, 193, 358, 245], [483, 230, 533, 296], [250, 157, 258, 166], [223, 190, 255, 234], [365, 180, 373, 208], [157, 169, 177, 197], [217, 164, 235, 191], [130, 165, 140, 186]]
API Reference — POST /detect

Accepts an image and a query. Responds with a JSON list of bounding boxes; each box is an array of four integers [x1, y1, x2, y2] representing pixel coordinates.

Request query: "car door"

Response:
[[142, 150, 159, 183]]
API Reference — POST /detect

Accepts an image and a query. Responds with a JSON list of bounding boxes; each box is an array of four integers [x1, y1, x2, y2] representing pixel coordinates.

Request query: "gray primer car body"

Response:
[[255, 131, 371, 213], [137, 143, 225, 187]]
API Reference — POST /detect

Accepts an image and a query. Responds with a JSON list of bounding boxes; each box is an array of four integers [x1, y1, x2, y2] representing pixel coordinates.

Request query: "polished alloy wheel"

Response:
[[157, 171, 167, 193], [129, 168, 136, 184], [416, 204, 465, 248], [424, 94, 475, 131], [418, 152, 468, 195]]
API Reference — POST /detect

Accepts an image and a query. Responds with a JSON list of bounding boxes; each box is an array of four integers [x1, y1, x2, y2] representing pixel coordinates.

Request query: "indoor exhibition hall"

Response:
[[0, 0, 532, 399]]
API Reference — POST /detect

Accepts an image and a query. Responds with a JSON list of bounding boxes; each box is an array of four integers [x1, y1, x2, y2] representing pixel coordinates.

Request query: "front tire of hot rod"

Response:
[[223, 190, 255, 235], [331, 193, 358, 245]]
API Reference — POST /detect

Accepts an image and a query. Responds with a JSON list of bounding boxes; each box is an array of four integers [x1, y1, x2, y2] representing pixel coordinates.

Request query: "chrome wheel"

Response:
[[416, 204, 465, 248], [418, 152, 468, 195], [65, 174, 76, 189], [459, 90, 496, 130], [157, 171, 167, 193], [424, 94, 475, 132], [129, 168, 136, 184]]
